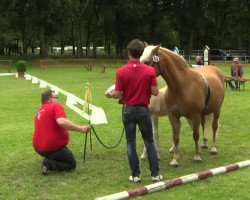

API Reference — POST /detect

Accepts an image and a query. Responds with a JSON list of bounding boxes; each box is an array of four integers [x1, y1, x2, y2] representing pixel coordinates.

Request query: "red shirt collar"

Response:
[[127, 60, 141, 67]]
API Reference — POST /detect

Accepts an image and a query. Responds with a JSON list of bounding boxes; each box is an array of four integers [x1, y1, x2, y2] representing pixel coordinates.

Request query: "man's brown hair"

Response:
[[41, 89, 52, 104], [127, 39, 145, 59]]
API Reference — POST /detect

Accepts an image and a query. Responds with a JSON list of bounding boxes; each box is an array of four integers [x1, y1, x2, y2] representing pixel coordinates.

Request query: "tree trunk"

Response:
[[237, 34, 242, 55], [71, 19, 75, 56], [75, 19, 83, 58], [60, 35, 65, 55], [188, 27, 194, 54], [39, 26, 47, 58]]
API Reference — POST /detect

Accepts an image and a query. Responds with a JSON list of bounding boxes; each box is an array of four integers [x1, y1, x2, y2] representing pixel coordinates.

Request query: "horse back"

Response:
[[193, 66, 225, 111], [193, 65, 224, 91]]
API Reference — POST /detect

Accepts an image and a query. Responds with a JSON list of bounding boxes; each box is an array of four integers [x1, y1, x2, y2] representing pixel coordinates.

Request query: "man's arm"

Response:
[[56, 118, 91, 133], [151, 86, 159, 96]]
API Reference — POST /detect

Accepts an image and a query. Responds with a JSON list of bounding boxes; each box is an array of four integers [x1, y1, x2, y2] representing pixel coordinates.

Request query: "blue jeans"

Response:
[[122, 105, 159, 177]]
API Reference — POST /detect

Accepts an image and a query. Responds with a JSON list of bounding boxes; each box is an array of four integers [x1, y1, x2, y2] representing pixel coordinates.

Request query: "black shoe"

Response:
[[41, 161, 48, 175]]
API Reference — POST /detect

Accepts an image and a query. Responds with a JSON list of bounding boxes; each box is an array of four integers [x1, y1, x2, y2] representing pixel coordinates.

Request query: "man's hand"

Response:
[[82, 125, 91, 133], [105, 92, 111, 98]]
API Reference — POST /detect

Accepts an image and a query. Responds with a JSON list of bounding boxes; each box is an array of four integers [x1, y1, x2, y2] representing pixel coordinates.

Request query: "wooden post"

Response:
[[9, 60, 12, 72], [100, 65, 105, 73], [204, 45, 210, 66], [40, 60, 43, 72]]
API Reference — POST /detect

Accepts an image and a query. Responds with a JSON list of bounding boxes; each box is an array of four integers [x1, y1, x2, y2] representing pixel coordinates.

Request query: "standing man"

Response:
[[33, 89, 91, 175], [105, 39, 162, 182], [227, 57, 243, 90]]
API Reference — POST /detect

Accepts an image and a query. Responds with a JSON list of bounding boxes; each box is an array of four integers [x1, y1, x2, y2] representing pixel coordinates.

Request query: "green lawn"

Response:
[[0, 63, 249, 200]]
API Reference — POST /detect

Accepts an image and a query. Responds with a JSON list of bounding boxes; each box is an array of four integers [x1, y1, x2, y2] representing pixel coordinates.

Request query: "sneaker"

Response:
[[152, 175, 163, 182], [41, 162, 48, 175], [129, 175, 141, 183]]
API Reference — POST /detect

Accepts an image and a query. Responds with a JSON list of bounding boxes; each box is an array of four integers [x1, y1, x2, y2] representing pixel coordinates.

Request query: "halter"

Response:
[[147, 53, 163, 76]]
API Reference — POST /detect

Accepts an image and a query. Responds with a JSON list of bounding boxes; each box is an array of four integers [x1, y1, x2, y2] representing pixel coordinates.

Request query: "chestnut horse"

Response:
[[140, 45, 225, 166], [140, 86, 213, 160]]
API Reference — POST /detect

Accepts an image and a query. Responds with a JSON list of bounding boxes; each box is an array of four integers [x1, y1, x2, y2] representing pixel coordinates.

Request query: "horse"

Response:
[[140, 45, 225, 166], [140, 86, 213, 160]]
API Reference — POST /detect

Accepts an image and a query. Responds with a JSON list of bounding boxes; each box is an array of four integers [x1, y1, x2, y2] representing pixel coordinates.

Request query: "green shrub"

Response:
[[16, 60, 27, 72]]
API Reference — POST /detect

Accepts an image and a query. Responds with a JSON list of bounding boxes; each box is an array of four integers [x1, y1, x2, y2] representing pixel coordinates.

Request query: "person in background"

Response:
[[33, 89, 91, 175], [196, 56, 204, 66], [227, 57, 243, 90], [105, 39, 162, 183]]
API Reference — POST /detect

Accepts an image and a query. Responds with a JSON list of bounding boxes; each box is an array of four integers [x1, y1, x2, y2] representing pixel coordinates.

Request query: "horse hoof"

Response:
[[170, 163, 179, 168], [200, 144, 208, 149], [193, 159, 202, 163], [210, 151, 217, 155], [140, 155, 146, 160], [170, 160, 179, 167], [193, 155, 202, 163]]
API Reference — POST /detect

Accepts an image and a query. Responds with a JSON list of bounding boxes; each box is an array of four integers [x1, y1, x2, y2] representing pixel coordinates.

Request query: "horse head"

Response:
[[140, 45, 161, 76]]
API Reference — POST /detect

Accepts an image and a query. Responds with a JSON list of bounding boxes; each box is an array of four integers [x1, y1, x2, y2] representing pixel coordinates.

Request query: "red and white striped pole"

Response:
[[95, 160, 250, 200]]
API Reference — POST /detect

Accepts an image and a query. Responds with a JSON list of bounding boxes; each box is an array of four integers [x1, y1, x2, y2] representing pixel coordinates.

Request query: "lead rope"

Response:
[[82, 83, 124, 162]]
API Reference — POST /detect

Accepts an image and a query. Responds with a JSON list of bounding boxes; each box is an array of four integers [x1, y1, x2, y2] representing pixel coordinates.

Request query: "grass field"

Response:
[[0, 62, 249, 200]]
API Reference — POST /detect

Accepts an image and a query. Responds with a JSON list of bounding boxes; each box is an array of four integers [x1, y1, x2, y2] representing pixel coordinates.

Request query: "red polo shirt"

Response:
[[115, 60, 157, 105], [33, 102, 69, 152]]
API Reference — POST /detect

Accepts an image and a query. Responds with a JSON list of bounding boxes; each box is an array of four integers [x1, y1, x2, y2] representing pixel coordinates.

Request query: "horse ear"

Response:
[[151, 45, 161, 55], [143, 42, 148, 47]]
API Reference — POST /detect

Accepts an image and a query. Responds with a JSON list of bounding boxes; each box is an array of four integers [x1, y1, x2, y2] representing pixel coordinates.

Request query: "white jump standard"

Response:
[[95, 160, 250, 200]]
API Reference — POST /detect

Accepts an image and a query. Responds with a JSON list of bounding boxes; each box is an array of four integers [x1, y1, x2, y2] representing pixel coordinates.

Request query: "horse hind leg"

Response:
[[192, 114, 202, 163], [140, 144, 147, 160], [200, 114, 213, 149], [210, 112, 220, 155]]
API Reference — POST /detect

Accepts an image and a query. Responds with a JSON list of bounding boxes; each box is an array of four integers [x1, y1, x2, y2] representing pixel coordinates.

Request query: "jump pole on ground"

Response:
[[95, 160, 250, 200]]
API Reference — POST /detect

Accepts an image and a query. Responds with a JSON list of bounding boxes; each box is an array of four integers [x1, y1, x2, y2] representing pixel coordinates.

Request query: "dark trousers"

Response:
[[37, 146, 76, 171], [122, 105, 159, 177], [227, 79, 239, 89]]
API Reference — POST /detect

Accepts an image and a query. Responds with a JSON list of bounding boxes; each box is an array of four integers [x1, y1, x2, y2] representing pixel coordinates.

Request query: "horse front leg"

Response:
[[192, 114, 202, 162], [168, 115, 181, 167], [140, 115, 160, 160], [152, 115, 160, 159]]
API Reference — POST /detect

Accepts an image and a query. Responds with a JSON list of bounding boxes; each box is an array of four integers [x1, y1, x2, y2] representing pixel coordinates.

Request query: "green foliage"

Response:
[[1, 1, 250, 57], [16, 60, 27, 72], [0, 63, 249, 199]]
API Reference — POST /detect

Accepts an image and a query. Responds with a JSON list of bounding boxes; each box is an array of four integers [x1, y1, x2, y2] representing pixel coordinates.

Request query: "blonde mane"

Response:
[[140, 45, 188, 67]]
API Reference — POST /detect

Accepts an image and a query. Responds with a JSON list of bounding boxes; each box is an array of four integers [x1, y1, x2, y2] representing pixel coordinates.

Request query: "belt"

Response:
[[124, 104, 147, 107]]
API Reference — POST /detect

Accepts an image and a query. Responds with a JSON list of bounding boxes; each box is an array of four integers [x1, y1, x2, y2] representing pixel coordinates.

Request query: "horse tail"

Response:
[[203, 114, 214, 139]]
